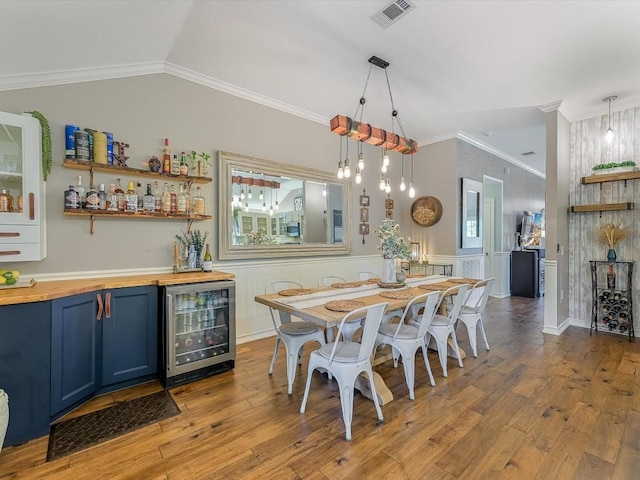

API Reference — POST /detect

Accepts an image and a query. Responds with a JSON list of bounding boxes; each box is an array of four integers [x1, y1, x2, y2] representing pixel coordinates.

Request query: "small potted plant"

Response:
[[592, 161, 637, 175], [175, 228, 208, 269]]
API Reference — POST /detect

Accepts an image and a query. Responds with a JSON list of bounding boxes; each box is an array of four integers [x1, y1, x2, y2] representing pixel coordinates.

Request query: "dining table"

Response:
[[254, 274, 479, 405]]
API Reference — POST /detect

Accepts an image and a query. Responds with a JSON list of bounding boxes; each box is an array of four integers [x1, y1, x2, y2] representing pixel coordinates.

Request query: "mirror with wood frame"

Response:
[[218, 151, 351, 259]]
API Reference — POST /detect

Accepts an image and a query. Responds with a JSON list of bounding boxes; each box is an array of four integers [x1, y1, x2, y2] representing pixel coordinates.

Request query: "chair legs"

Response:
[[458, 314, 490, 358], [268, 337, 281, 375], [272, 331, 325, 395], [429, 327, 463, 377]]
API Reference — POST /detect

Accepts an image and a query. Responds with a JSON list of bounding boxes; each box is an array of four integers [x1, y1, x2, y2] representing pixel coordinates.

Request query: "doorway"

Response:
[[482, 176, 503, 285]]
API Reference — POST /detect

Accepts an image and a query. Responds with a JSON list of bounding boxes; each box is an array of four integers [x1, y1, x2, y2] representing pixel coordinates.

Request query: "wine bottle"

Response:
[[203, 243, 213, 272], [143, 183, 155, 212], [126, 181, 138, 213], [76, 175, 86, 209], [607, 264, 616, 289], [162, 138, 171, 173], [179, 151, 189, 176], [192, 186, 205, 215]]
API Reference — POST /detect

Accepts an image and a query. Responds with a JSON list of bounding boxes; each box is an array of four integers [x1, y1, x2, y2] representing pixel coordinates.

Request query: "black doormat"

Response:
[[47, 390, 180, 461]]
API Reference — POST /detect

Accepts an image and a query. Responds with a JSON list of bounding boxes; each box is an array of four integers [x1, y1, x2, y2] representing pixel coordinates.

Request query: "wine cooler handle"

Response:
[[96, 293, 103, 320], [105, 291, 112, 318], [166, 294, 173, 316]]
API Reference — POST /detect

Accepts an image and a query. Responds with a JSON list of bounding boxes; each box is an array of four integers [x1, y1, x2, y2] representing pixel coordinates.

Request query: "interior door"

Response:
[[483, 198, 495, 280]]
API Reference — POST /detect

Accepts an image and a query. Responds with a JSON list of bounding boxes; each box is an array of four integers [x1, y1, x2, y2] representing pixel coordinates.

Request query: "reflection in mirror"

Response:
[[461, 177, 483, 249], [219, 151, 351, 259]]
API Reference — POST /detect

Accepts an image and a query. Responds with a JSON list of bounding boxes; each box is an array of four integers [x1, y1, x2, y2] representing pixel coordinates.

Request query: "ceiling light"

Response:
[[603, 95, 617, 143]]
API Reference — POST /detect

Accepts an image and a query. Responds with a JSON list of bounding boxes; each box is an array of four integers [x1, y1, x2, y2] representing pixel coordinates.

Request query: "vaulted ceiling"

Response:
[[3, 1, 640, 176]]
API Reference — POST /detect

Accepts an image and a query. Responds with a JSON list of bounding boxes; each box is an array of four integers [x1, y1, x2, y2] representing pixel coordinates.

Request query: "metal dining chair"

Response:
[[300, 302, 389, 441], [375, 291, 440, 400], [265, 281, 326, 394], [457, 278, 495, 357], [318, 275, 347, 287]]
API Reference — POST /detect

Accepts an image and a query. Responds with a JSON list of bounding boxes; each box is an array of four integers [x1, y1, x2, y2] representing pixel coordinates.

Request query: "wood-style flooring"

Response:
[[1, 296, 639, 479]]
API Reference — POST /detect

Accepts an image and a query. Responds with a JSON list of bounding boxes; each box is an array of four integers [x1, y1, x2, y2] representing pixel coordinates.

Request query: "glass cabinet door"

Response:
[[0, 118, 26, 216]]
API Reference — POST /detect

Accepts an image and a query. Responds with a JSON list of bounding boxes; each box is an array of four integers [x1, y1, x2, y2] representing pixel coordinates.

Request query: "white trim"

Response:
[[0, 62, 165, 92], [542, 317, 571, 336], [164, 62, 329, 125], [237, 329, 274, 345], [538, 100, 564, 114], [569, 317, 590, 330]]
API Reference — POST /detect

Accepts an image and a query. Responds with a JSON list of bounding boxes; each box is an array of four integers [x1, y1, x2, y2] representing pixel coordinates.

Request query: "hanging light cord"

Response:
[[354, 63, 374, 123], [384, 69, 408, 139]]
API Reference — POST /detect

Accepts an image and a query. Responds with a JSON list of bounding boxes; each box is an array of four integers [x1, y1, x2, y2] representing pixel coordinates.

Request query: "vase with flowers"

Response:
[[598, 223, 626, 262], [175, 228, 208, 269], [374, 218, 411, 284]]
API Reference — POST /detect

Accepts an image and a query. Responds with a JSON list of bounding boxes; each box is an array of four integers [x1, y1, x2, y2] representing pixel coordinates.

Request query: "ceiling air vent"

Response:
[[371, 0, 416, 29], [521, 151, 537, 156]]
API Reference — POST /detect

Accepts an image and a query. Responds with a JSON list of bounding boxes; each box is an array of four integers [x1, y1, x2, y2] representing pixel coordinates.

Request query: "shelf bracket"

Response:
[[90, 214, 95, 235], [624, 179, 628, 188], [186, 218, 193, 233]]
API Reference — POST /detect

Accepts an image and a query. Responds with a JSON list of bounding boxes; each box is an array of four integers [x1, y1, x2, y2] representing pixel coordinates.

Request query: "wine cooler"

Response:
[[162, 281, 236, 387]]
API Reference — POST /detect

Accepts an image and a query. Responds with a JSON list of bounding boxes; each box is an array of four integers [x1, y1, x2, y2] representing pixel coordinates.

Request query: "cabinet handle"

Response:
[[105, 292, 111, 318], [0, 232, 19, 237], [29, 193, 35, 221], [0, 250, 21, 256], [97, 293, 103, 320]]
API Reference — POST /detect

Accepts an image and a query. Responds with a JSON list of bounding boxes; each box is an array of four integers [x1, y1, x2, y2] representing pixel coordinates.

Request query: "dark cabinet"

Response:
[[0, 301, 51, 446], [511, 249, 545, 298], [51, 286, 158, 418]]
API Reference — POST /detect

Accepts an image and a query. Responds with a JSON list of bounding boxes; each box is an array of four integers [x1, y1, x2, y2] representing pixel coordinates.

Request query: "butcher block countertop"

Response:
[[0, 270, 235, 306]]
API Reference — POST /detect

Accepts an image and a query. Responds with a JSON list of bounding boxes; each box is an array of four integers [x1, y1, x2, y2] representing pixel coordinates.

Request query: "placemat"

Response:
[[366, 278, 381, 283], [324, 300, 365, 312], [331, 281, 365, 289], [379, 290, 417, 300], [278, 288, 314, 296], [448, 277, 481, 285], [377, 281, 406, 289], [418, 283, 448, 291]]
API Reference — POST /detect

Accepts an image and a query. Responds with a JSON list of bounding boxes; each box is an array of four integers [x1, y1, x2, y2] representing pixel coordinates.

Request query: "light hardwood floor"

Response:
[[1, 296, 639, 479]]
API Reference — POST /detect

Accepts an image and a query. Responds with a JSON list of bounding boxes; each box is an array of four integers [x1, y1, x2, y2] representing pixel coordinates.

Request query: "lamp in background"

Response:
[[410, 242, 420, 262], [331, 56, 418, 198], [603, 95, 617, 143]]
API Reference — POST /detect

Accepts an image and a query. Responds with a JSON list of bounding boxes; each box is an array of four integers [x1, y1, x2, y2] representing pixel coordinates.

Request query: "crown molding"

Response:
[[164, 62, 329, 125], [538, 100, 564, 114], [0, 62, 165, 92]]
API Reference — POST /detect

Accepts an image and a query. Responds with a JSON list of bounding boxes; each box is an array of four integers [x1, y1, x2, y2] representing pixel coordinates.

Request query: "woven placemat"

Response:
[[331, 281, 365, 288], [406, 274, 426, 279], [379, 290, 416, 300], [366, 278, 381, 283], [448, 277, 481, 285], [278, 288, 314, 296], [418, 283, 448, 291], [377, 281, 406, 289], [324, 300, 365, 312]]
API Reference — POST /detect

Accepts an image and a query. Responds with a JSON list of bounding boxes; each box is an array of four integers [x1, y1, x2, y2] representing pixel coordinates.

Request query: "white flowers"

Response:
[[374, 219, 411, 260]]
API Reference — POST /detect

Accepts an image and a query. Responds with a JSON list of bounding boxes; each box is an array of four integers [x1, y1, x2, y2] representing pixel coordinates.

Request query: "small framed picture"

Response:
[[360, 207, 369, 222], [385, 198, 394, 209], [293, 195, 303, 211], [386, 209, 394, 220], [359, 223, 370, 235], [359, 194, 370, 206]]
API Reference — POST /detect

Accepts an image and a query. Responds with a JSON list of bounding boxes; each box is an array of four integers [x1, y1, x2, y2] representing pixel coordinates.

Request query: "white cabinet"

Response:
[[0, 111, 45, 262], [239, 213, 270, 235]]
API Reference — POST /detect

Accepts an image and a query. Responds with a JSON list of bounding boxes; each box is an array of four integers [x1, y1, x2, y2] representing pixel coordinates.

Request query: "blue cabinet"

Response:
[[51, 286, 158, 418], [0, 301, 51, 446]]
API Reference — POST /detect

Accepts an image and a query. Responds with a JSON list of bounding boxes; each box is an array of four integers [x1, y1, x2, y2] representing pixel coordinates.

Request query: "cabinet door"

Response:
[[256, 216, 268, 233], [0, 301, 51, 446], [51, 292, 99, 417], [240, 215, 253, 234], [101, 286, 158, 386], [0, 111, 45, 262]]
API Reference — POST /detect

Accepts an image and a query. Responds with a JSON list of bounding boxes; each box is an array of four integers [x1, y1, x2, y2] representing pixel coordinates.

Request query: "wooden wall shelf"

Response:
[[569, 202, 634, 213], [63, 210, 212, 220], [580, 170, 640, 185], [62, 158, 212, 184]]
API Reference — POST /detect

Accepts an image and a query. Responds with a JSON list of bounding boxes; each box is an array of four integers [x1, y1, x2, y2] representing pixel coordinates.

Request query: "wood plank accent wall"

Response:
[[569, 106, 640, 333]]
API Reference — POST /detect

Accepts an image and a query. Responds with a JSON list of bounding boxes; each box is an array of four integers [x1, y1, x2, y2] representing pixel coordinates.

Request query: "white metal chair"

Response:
[[457, 278, 495, 357], [300, 302, 388, 441], [356, 271, 379, 281], [266, 281, 326, 395], [318, 275, 347, 287], [410, 284, 468, 377], [375, 291, 440, 400]]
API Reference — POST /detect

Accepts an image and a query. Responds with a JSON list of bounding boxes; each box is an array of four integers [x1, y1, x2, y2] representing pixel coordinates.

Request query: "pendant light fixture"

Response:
[[337, 136, 344, 179], [274, 182, 279, 210], [408, 154, 415, 198], [399, 154, 406, 191], [603, 95, 617, 143], [343, 139, 351, 178]]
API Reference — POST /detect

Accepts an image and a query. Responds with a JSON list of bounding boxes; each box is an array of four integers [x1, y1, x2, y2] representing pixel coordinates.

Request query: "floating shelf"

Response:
[[569, 202, 634, 213], [62, 158, 212, 184], [64, 210, 211, 220], [580, 170, 640, 185]]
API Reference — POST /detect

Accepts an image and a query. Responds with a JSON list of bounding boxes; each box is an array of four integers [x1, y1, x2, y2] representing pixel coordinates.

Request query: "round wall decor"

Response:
[[411, 196, 443, 227]]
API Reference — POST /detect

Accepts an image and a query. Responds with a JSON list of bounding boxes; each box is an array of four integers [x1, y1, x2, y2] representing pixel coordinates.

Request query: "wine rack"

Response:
[[589, 260, 634, 340]]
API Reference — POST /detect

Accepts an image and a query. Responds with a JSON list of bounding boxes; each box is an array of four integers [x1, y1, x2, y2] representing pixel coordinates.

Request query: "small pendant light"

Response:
[[603, 95, 617, 143]]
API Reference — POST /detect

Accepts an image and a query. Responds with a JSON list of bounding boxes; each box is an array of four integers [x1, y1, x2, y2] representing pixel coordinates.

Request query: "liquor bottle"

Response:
[[202, 243, 213, 272], [143, 183, 155, 212], [136, 182, 144, 212], [162, 182, 171, 213], [97, 184, 108, 210], [179, 151, 189, 176], [184, 182, 191, 214], [76, 175, 86, 209], [126, 181, 138, 212], [107, 183, 118, 211], [85, 184, 100, 210], [192, 186, 205, 215], [171, 154, 180, 176], [177, 183, 187, 213], [169, 184, 177, 214], [115, 178, 126, 212], [153, 181, 162, 212], [64, 185, 80, 210], [162, 138, 171, 173]]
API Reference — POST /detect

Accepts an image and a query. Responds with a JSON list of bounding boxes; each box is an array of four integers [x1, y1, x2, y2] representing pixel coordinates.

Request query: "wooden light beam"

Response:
[[330, 115, 419, 154]]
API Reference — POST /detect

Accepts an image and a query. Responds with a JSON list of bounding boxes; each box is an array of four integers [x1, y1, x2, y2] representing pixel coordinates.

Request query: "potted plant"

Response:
[[373, 218, 411, 284], [175, 228, 208, 269], [592, 161, 637, 175]]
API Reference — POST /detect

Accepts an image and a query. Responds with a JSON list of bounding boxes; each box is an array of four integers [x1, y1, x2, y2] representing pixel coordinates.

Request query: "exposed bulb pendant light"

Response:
[[603, 95, 617, 143], [337, 136, 345, 179], [244, 201, 249, 212], [343, 138, 351, 178], [382, 149, 390, 167], [275, 186, 279, 210], [408, 154, 415, 198], [322, 185, 327, 197], [379, 172, 385, 190], [269, 182, 274, 216], [355, 167, 362, 184], [384, 177, 391, 193], [240, 188, 245, 200], [399, 154, 406, 191], [357, 141, 365, 170]]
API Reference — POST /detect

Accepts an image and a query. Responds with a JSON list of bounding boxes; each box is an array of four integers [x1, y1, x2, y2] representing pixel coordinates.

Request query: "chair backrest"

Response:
[[330, 302, 388, 364], [464, 278, 495, 313], [356, 271, 379, 281], [440, 284, 469, 327], [392, 291, 440, 340], [265, 281, 303, 328], [318, 275, 347, 287]]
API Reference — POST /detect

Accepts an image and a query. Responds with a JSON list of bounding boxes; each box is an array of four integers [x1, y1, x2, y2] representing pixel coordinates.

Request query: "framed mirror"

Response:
[[218, 151, 351, 259], [461, 177, 483, 249]]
